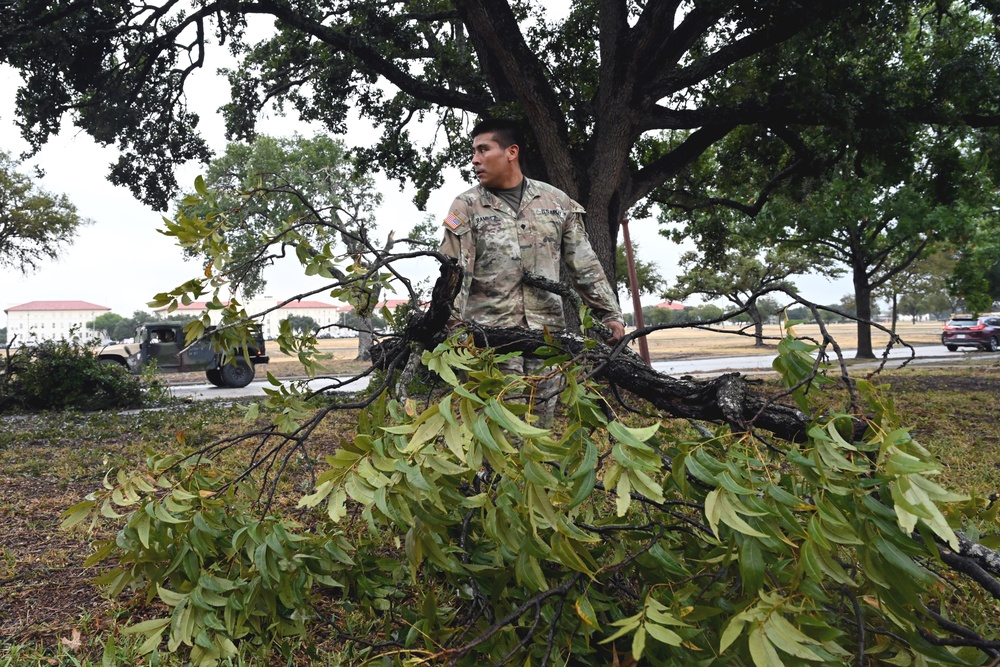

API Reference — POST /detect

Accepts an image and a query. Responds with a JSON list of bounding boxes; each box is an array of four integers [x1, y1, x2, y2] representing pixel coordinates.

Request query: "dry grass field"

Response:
[[257, 320, 948, 377]]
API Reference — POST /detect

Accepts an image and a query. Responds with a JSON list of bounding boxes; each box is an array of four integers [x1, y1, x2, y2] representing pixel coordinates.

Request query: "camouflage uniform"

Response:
[[438, 178, 624, 329], [439, 178, 623, 427]]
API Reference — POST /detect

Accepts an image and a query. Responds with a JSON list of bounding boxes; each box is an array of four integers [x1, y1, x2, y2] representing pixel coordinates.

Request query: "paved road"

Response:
[[169, 343, 990, 401], [650, 342, 968, 376], [169, 374, 370, 401]]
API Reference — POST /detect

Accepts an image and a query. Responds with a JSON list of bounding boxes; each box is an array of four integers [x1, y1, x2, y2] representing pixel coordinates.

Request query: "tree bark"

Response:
[[853, 262, 876, 359], [749, 301, 765, 347]]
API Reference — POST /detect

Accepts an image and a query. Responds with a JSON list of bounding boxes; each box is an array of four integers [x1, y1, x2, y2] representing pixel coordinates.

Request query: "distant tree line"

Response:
[[633, 286, 961, 333], [88, 311, 199, 343]]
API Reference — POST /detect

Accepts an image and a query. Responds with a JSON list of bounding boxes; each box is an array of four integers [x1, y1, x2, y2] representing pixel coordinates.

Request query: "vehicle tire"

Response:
[[986, 336, 999, 352], [219, 360, 255, 388], [99, 357, 127, 367], [205, 368, 226, 387], [946, 345, 958, 352]]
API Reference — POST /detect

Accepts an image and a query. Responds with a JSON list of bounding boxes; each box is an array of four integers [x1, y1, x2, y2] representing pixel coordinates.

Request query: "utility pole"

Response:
[[621, 217, 650, 366]]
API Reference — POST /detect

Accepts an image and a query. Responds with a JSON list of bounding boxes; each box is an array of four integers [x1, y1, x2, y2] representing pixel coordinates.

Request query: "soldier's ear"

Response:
[[507, 143, 520, 162]]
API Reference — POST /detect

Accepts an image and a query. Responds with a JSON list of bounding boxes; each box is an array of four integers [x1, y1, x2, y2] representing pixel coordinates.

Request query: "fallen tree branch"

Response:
[[372, 261, 818, 442]]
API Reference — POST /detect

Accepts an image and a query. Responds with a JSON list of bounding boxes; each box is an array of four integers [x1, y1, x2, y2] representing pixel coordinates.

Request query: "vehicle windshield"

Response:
[[946, 319, 980, 327]]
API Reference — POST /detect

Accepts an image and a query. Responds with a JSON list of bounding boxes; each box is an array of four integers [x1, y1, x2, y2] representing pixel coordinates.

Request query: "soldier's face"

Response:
[[471, 132, 519, 188]]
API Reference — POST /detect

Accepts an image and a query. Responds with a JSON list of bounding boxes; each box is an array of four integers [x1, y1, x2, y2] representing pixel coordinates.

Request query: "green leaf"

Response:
[[627, 469, 665, 503], [608, 421, 659, 449], [749, 624, 785, 667], [523, 459, 560, 487], [718, 491, 768, 538], [801, 539, 854, 586], [645, 622, 683, 647], [763, 613, 824, 661], [615, 472, 632, 517], [194, 175, 208, 196], [134, 511, 151, 548], [61, 500, 96, 529], [740, 538, 766, 593], [575, 595, 600, 629], [599, 612, 641, 644], [157, 586, 188, 607], [401, 412, 445, 454], [485, 398, 549, 438], [550, 533, 594, 575], [720, 615, 748, 654], [631, 625, 647, 660], [872, 535, 938, 586], [612, 442, 660, 471], [704, 488, 722, 538], [123, 617, 172, 635], [884, 448, 939, 475]]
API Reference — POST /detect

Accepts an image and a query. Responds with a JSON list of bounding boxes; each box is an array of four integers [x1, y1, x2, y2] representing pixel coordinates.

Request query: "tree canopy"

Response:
[[949, 218, 1000, 312], [5, 1, 1000, 288], [665, 246, 813, 346], [88, 310, 170, 342], [0, 151, 88, 272], [175, 133, 381, 299]]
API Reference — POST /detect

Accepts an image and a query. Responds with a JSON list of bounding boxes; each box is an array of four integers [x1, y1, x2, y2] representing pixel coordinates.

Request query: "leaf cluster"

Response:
[[63, 451, 356, 667]]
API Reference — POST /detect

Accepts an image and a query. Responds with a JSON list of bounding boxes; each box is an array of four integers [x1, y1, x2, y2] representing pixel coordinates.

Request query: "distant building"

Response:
[[154, 296, 423, 338], [4, 300, 110, 343], [375, 299, 412, 311], [155, 296, 351, 339], [653, 301, 686, 310], [260, 298, 353, 339]]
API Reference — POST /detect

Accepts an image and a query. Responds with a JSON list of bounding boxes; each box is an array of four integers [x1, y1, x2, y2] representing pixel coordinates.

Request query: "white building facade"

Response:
[[4, 300, 110, 343], [157, 297, 350, 339]]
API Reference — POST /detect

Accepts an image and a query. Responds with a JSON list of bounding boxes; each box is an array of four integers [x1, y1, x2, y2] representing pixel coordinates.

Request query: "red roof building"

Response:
[[5, 300, 110, 312], [4, 300, 111, 343]]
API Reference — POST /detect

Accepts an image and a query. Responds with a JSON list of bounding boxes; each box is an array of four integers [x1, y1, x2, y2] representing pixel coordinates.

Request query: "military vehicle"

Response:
[[97, 322, 269, 388]]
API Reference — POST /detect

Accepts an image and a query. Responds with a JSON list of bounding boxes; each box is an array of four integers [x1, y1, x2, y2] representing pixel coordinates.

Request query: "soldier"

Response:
[[438, 118, 625, 423]]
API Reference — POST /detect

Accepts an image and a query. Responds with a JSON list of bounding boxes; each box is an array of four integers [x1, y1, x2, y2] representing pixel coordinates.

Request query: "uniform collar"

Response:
[[477, 177, 538, 212]]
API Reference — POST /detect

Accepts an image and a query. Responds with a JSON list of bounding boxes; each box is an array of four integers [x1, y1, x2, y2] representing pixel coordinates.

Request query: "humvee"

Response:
[[97, 322, 269, 388]]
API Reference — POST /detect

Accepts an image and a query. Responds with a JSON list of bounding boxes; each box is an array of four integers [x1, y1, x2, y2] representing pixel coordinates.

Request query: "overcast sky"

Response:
[[0, 13, 848, 320]]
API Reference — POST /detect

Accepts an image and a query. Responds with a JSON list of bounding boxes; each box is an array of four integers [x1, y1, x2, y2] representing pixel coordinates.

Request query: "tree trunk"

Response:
[[749, 301, 765, 347], [357, 318, 374, 362], [890, 291, 899, 335], [853, 266, 876, 359], [354, 283, 383, 362]]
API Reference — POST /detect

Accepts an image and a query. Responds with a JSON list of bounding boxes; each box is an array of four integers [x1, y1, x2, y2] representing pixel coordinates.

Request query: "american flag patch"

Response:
[[443, 212, 465, 231]]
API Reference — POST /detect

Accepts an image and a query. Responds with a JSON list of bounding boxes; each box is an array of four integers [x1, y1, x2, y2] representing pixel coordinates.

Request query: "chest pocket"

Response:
[[518, 210, 563, 272]]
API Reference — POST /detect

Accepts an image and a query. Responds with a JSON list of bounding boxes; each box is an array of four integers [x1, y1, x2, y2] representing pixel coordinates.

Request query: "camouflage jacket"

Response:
[[438, 178, 624, 330]]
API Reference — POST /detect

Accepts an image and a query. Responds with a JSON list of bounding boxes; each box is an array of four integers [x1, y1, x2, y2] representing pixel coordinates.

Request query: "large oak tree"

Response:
[[4, 1, 1000, 292]]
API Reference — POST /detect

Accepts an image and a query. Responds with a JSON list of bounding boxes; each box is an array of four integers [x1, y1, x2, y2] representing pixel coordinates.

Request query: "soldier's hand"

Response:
[[604, 320, 625, 345]]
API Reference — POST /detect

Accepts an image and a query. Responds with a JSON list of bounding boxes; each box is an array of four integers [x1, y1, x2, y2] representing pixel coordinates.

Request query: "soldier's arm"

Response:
[[561, 212, 625, 332], [438, 201, 475, 329]]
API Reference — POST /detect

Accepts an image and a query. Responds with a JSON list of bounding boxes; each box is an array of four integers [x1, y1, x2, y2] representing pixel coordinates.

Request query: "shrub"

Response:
[[2, 338, 143, 411]]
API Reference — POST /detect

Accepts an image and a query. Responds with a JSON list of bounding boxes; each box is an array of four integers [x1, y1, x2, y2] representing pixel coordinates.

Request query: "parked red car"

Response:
[[941, 314, 1000, 352]]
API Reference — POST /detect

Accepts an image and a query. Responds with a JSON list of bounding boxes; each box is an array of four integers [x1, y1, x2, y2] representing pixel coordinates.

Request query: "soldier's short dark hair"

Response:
[[471, 118, 523, 152]]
